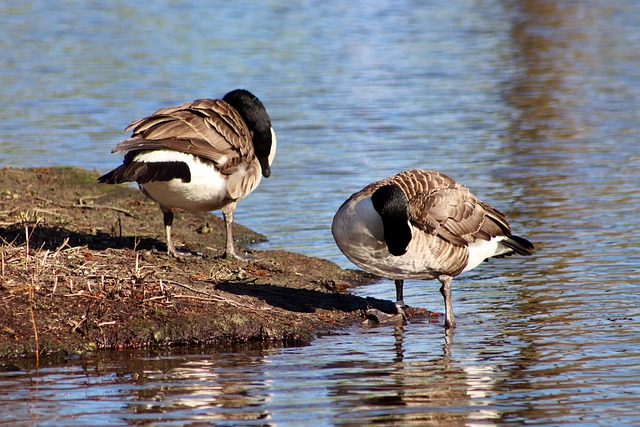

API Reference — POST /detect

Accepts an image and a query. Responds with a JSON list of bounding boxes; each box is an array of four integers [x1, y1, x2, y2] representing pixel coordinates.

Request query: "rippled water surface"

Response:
[[1, 0, 640, 425]]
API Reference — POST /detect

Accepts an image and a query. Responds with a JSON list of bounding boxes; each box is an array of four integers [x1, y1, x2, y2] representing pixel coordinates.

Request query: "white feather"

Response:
[[134, 150, 231, 212], [462, 236, 511, 272], [268, 127, 277, 166]]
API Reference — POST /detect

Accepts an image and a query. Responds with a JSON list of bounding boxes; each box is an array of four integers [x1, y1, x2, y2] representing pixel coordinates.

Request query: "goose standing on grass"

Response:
[[98, 89, 276, 259], [331, 169, 534, 328]]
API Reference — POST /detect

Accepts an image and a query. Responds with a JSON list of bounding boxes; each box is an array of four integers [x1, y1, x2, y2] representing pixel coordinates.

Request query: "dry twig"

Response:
[[36, 196, 134, 217]]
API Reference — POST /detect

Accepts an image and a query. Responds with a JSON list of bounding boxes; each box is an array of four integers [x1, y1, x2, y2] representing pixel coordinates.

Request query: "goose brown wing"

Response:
[[406, 179, 512, 247], [111, 99, 254, 171], [383, 169, 457, 200]]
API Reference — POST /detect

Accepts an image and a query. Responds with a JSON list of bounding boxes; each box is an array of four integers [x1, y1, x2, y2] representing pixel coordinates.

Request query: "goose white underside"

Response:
[[462, 236, 512, 273], [134, 150, 253, 212], [336, 231, 448, 280]]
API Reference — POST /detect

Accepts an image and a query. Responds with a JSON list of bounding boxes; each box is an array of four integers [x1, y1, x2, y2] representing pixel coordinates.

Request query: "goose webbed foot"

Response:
[[163, 211, 202, 258], [167, 244, 202, 258], [395, 303, 408, 322], [364, 309, 406, 326], [220, 250, 258, 261], [364, 303, 408, 326]]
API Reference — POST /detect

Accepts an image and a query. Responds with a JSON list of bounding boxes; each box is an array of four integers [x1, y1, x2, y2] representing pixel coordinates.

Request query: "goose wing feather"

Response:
[[384, 169, 513, 247], [111, 99, 254, 171]]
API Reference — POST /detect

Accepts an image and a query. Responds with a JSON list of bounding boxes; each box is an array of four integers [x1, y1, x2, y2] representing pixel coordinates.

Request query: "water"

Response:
[[1, 0, 639, 425]]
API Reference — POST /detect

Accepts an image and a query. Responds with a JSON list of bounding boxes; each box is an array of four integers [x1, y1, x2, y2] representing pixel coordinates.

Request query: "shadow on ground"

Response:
[[217, 281, 398, 314]]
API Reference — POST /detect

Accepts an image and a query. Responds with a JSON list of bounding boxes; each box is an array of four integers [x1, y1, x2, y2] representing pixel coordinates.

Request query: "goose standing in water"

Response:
[[99, 89, 276, 259], [332, 169, 534, 328]]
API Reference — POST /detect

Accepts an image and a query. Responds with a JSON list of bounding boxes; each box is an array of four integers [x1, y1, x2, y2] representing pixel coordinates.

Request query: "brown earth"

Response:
[[0, 166, 436, 362]]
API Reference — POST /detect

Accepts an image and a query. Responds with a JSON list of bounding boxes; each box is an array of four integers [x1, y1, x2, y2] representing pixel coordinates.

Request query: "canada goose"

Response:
[[98, 89, 276, 259], [332, 169, 534, 328]]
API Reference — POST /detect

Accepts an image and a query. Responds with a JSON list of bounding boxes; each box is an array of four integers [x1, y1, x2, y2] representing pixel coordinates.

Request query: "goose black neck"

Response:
[[223, 89, 273, 176], [371, 184, 412, 256]]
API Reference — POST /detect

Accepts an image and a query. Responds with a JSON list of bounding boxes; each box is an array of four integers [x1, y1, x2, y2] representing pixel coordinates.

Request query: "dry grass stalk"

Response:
[[24, 224, 40, 366]]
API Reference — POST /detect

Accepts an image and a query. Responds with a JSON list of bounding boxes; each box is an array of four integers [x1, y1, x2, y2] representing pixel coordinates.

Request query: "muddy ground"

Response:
[[0, 167, 435, 362]]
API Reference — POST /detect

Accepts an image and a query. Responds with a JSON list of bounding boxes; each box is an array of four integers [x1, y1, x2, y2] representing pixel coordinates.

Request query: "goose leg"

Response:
[[162, 209, 197, 257], [438, 274, 456, 328], [395, 279, 405, 309], [221, 203, 255, 260], [395, 279, 407, 320]]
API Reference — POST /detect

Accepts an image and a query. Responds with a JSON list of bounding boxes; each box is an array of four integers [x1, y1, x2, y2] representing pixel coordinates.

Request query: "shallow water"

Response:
[[1, 0, 640, 425]]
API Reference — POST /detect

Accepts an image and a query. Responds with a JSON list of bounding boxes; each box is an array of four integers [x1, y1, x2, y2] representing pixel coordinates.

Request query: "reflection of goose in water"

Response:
[[327, 326, 500, 425], [332, 169, 535, 328]]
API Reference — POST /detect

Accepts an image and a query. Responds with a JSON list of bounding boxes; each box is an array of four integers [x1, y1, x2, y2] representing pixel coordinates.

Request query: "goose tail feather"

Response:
[[502, 234, 535, 256]]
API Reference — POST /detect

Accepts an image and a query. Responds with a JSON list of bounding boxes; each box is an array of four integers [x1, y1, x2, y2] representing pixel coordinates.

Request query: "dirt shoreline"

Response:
[[0, 167, 434, 362]]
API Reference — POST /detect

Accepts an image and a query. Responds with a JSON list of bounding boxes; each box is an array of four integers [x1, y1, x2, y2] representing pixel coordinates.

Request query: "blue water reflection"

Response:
[[1, 0, 640, 425]]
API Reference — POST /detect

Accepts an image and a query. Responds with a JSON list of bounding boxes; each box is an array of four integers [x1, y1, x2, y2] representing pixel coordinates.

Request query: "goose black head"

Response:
[[371, 184, 412, 256], [223, 89, 276, 178]]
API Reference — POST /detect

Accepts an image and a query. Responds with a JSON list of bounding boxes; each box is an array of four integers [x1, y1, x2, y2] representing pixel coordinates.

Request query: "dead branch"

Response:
[[36, 196, 134, 217], [171, 294, 242, 307]]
